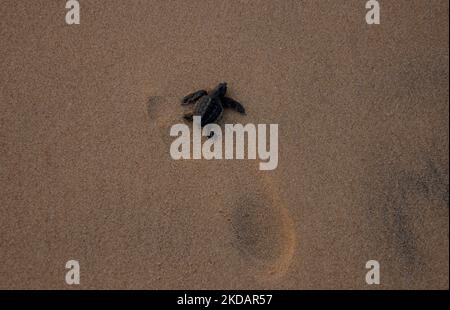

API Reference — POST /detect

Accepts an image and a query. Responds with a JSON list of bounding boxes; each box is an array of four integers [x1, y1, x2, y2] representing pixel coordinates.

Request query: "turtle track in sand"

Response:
[[146, 95, 180, 146]]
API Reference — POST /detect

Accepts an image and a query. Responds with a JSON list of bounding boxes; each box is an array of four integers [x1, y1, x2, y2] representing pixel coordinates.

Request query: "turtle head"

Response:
[[212, 82, 227, 97]]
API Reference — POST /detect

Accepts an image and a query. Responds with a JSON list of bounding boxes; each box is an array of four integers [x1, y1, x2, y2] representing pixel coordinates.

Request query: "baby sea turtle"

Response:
[[181, 82, 246, 127]]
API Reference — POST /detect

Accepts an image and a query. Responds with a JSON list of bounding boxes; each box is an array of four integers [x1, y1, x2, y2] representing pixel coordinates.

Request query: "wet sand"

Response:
[[0, 0, 448, 289]]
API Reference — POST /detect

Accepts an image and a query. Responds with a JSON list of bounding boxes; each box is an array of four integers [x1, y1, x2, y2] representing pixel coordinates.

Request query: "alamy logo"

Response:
[[65, 0, 80, 25], [170, 116, 279, 171], [65, 259, 80, 285], [365, 260, 380, 285]]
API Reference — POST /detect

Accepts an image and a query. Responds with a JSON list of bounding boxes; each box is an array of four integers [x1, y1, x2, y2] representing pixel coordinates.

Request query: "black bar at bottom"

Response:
[[0, 290, 448, 308]]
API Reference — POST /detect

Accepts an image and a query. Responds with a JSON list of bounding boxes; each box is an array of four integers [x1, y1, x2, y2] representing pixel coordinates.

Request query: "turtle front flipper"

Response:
[[222, 97, 246, 114], [182, 90, 207, 105]]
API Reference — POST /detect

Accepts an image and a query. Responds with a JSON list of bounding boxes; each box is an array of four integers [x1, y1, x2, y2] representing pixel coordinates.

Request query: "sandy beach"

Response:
[[0, 0, 448, 289]]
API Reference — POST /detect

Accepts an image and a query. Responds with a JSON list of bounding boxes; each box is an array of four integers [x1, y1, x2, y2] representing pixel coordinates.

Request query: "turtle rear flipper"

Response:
[[222, 97, 246, 114], [182, 90, 207, 105], [183, 113, 194, 121]]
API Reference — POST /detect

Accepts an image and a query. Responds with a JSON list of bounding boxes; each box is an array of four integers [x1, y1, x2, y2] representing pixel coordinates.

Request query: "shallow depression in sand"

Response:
[[232, 198, 285, 261], [229, 193, 296, 279]]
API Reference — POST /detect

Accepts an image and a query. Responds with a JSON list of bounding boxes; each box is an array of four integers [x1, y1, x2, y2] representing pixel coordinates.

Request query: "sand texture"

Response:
[[0, 0, 448, 289]]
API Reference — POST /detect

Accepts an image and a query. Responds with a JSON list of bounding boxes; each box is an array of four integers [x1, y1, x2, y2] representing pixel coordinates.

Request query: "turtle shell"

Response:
[[193, 96, 223, 126]]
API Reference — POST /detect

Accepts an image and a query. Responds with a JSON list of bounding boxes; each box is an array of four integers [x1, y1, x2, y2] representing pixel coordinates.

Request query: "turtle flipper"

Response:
[[182, 90, 207, 105], [183, 113, 194, 121], [222, 97, 246, 114]]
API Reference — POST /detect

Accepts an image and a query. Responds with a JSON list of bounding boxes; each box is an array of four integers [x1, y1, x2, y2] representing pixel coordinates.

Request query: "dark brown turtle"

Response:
[[181, 82, 245, 127]]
